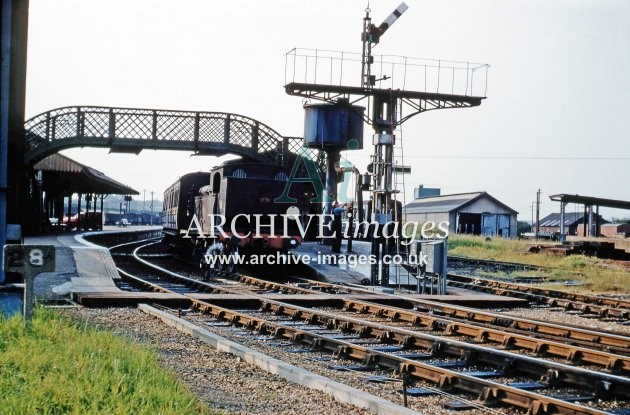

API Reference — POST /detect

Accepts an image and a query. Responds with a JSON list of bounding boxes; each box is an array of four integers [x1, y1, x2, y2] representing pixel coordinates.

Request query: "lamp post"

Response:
[[143, 189, 146, 224]]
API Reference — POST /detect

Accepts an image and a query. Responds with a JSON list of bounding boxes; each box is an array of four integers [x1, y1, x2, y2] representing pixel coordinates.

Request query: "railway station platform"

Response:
[[19, 228, 526, 309], [293, 240, 414, 286], [23, 226, 161, 301], [293, 240, 528, 307]]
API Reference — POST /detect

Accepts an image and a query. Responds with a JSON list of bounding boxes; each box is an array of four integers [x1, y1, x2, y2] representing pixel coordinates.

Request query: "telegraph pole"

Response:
[[143, 189, 146, 225], [536, 188, 540, 239], [531, 202, 535, 234], [150, 191, 154, 225]]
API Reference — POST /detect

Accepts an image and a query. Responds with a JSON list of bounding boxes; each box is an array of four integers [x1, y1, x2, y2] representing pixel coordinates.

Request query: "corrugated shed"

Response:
[[404, 195, 479, 214], [406, 192, 482, 213], [404, 191, 518, 215]]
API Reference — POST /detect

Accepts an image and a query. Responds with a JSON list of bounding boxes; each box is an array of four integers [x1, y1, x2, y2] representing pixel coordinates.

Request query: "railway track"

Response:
[[240, 277, 630, 358], [243, 276, 630, 356], [110, 241, 630, 415], [447, 256, 630, 310], [445, 273, 630, 320]]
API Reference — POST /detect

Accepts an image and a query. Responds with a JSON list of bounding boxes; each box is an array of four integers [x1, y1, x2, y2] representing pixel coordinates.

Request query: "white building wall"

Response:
[[405, 195, 518, 238], [458, 197, 518, 237], [403, 212, 451, 236], [458, 198, 513, 215]]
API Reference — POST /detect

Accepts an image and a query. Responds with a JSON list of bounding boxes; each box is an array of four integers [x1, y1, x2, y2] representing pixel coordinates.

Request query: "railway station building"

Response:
[[33, 153, 139, 232], [403, 191, 518, 238], [536, 212, 606, 237]]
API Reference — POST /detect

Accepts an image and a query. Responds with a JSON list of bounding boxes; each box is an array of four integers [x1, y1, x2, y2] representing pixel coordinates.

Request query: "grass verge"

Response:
[[0, 308, 217, 415], [448, 234, 630, 293]]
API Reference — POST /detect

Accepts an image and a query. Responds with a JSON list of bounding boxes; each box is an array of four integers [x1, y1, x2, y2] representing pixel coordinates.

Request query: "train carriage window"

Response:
[[212, 173, 221, 193], [274, 172, 289, 182], [233, 169, 247, 179]]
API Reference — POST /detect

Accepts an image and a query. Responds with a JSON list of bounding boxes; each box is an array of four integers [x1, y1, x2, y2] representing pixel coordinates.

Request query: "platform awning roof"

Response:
[[549, 194, 630, 211], [34, 154, 139, 195]]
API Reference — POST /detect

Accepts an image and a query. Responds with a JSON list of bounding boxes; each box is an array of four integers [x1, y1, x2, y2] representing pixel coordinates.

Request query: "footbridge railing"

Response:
[[24, 106, 318, 168]]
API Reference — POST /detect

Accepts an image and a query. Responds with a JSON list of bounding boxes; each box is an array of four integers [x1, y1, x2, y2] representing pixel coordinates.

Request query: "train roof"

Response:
[[163, 171, 211, 194], [210, 160, 285, 171]]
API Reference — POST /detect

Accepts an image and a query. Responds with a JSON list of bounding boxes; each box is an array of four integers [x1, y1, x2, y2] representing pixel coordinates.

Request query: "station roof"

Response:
[[536, 212, 606, 227], [404, 191, 518, 215], [549, 194, 630, 211], [34, 154, 139, 195]]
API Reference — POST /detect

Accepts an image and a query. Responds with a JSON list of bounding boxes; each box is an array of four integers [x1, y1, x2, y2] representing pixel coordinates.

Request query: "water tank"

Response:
[[303, 103, 364, 150], [414, 186, 441, 199]]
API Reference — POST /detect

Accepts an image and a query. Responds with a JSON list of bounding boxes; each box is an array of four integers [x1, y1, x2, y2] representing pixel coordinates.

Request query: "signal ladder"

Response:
[[392, 127, 414, 288]]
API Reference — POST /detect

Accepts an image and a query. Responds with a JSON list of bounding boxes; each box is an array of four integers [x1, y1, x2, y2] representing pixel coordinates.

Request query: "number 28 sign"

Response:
[[3, 245, 56, 274]]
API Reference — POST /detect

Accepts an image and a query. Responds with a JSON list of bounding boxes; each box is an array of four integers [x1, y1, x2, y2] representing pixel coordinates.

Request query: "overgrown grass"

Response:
[[0, 308, 217, 415], [448, 235, 537, 259], [448, 234, 630, 293]]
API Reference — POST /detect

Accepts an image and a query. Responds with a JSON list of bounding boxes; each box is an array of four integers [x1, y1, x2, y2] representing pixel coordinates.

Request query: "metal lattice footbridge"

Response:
[[24, 106, 320, 169]]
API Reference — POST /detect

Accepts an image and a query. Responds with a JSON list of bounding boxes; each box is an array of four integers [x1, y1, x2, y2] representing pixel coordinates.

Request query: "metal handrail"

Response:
[[285, 47, 489, 97], [24, 106, 312, 168]]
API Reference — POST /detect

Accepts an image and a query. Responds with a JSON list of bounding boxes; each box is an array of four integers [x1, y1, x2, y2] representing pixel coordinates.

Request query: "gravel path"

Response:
[[62, 307, 370, 415]]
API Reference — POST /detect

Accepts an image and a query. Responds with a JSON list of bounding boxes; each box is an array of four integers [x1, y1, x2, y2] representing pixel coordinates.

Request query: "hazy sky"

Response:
[[25, 0, 630, 220]]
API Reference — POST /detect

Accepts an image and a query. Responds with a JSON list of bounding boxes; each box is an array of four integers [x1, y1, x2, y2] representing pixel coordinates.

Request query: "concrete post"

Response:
[[441, 238, 448, 295], [66, 194, 72, 230], [559, 201, 566, 242], [595, 206, 600, 237], [3, 245, 55, 324], [583, 205, 588, 237]]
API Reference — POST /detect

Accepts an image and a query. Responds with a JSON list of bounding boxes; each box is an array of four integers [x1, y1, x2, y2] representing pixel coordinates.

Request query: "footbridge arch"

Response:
[[24, 106, 319, 168]]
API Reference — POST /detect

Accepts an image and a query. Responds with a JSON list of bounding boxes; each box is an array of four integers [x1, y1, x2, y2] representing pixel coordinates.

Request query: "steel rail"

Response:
[[124, 245, 619, 415], [131, 256, 630, 375], [237, 275, 630, 355], [447, 273, 630, 314], [253, 299, 630, 395], [288, 273, 629, 321], [444, 279, 630, 320], [234, 275, 630, 372], [108, 237, 163, 252]]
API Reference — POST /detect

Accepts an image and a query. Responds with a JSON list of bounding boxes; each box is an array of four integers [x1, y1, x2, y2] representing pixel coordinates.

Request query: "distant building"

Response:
[[413, 185, 441, 199], [600, 224, 630, 238], [536, 212, 606, 236], [403, 191, 518, 238]]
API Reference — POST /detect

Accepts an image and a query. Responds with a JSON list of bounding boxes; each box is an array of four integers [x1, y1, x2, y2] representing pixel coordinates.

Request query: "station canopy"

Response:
[[549, 194, 630, 211], [34, 153, 139, 195]]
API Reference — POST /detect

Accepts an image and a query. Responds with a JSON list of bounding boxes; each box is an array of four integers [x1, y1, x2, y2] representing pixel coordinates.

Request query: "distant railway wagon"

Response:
[[63, 211, 103, 231], [162, 172, 212, 238]]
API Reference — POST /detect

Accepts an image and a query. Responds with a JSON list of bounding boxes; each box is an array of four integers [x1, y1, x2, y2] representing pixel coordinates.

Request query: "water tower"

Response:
[[303, 102, 364, 217]]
